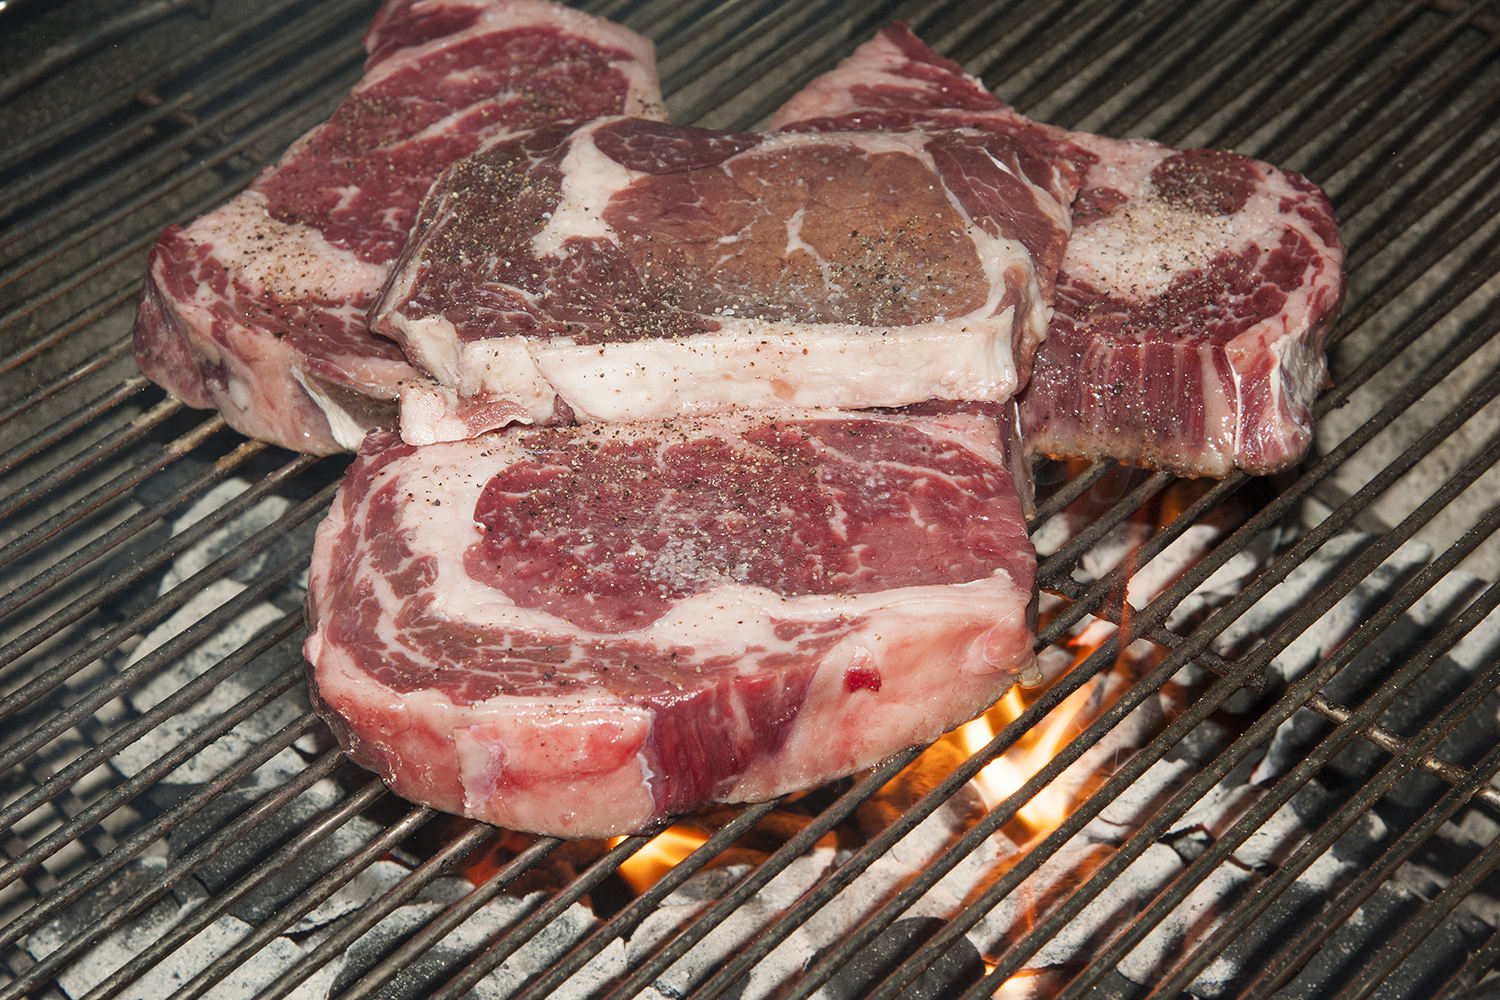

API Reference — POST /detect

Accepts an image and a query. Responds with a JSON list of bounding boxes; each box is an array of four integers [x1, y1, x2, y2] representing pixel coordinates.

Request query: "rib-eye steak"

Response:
[[132, 0, 663, 455], [368, 114, 1080, 440], [771, 24, 1346, 477], [303, 411, 1036, 837]]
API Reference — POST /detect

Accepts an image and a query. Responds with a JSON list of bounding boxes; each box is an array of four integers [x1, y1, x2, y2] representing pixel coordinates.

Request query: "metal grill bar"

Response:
[[1152, 0, 1413, 146], [1165, 592, 1500, 993], [0, 351, 141, 448], [0, 718, 331, 997], [0, 395, 189, 531], [1048, 531, 1500, 999], [0, 0, 338, 175], [1253, 740, 1500, 998], [79, 777, 392, 1000], [504, 800, 782, 1000], [0, 614, 305, 882], [0, 488, 328, 736], [594, 751, 925, 1000], [0, 291, 137, 389], [0, 0, 205, 106], [1, 0, 1498, 998], [334, 834, 565, 1000], [0, 0, 369, 222], [1340, 826, 1500, 1000], [840, 344, 1500, 997], [0, 451, 319, 675], [191, 805, 467, 1000], [888, 505, 1500, 998], [1442, 894, 1500, 999], [430, 836, 657, 999], [0, 39, 368, 298]]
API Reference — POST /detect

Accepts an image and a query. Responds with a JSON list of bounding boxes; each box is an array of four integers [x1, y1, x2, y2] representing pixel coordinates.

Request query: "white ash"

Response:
[[24, 809, 604, 1000], [113, 477, 318, 787], [24, 857, 337, 1000], [1078, 520, 1153, 584], [1078, 719, 1236, 848], [165, 779, 383, 928], [1210, 531, 1432, 684], [1250, 552, 1500, 790], [619, 849, 838, 1000], [982, 665, 1187, 834], [291, 860, 450, 935], [329, 894, 600, 1000], [604, 793, 1030, 999], [1071, 519, 1282, 652], [154, 478, 310, 592], [1164, 524, 1288, 633], [1124, 522, 1231, 612], [1029, 507, 1088, 558]]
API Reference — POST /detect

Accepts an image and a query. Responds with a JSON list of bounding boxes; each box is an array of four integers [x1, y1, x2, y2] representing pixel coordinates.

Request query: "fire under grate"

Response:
[[4, 0, 1500, 998]]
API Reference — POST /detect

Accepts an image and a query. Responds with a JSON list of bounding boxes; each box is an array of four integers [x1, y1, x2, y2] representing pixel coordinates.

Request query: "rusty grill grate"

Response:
[[3, 0, 1500, 998]]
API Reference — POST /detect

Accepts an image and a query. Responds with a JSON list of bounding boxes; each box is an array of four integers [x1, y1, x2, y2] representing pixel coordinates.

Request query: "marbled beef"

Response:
[[132, 0, 663, 455], [771, 25, 1346, 477], [303, 410, 1036, 837], [368, 114, 1080, 441]]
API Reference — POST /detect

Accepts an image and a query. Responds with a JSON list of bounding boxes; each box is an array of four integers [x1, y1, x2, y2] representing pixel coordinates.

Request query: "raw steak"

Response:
[[368, 114, 1080, 438], [304, 410, 1036, 837], [132, 0, 663, 455], [771, 24, 1346, 477]]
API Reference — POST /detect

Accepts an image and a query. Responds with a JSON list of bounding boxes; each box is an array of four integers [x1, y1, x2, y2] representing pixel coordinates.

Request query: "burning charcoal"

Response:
[[292, 863, 471, 934], [1165, 524, 1288, 634], [323, 895, 601, 1000], [24, 858, 337, 1000], [857, 739, 988, 840], [1085, 856, 1257, 994], [968, 843, 1122, 957], [112, 478, 319, 787], [1223, 795, 1323, 874], [996, 969, 1150, 1000], [965, 839, 1265, 995], [622, 850, 838, 999], [153, 479, 314, 589], [819, 916, 984, 999], [469, 900, 612, 999], [684, 802, 846, 863], [1081, 719, 1234, 847], [1253, 567, 1500, 798], [1078, 519, 1155, 585], [457, 831, 610, 900], [1211, 532, 1430, 685], [111, 623, 311, 786], [165, 780, 384, 925], [1164, 826, 1214, 864], [1254, 879, 1476, 1000]]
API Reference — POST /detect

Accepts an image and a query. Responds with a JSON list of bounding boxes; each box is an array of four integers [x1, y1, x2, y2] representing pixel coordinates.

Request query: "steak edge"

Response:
[[304, 411, 1036, 837], [369, 114, 1080, 442], [771, 23, 1346, 477], [132, 0, 663, 454]]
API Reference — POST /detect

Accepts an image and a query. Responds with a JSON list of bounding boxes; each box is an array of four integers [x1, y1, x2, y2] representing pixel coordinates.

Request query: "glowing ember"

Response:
[[613, 827, 711, 894]]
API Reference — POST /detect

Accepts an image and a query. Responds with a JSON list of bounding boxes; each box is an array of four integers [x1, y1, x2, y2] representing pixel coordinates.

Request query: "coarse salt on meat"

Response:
[[303, 409, 1036, 837]]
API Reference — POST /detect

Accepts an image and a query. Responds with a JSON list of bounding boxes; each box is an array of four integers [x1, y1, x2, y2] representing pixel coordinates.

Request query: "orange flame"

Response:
[[612, 826, 711, 894], [947, 646, 1109, 840]]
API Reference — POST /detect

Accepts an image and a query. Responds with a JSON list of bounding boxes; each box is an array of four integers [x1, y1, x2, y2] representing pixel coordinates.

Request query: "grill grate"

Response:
[[3, 1, 1500, 998]]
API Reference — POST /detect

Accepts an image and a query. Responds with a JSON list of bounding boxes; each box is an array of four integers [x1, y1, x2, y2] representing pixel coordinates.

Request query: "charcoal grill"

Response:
[[5, 0, 1500, 997]]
